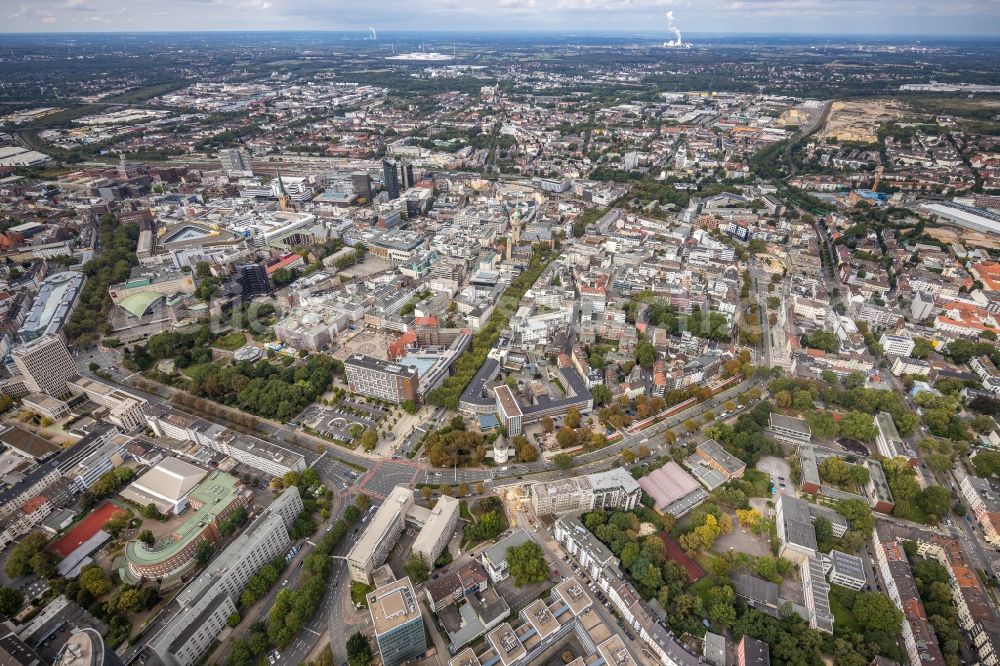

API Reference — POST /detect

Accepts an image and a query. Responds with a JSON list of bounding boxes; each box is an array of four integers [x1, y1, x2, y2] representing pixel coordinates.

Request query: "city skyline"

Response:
[[3, 0, 1000, 36], [1, 5, 1000, 666]]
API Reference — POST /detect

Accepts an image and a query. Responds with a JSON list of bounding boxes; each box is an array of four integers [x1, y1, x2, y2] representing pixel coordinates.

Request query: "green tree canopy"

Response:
[[0, 587, 23, 615], [346, 632, 373, 666], [404, 554, 429, 584], [852, 591, 904, 635], [506, 541, 548, 586]]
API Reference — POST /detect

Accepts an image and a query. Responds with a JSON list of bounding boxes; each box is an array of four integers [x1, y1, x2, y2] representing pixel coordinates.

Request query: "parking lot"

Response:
[[299, 402, 383, 444], [756, 455, 794, 497], [494, 565, 554, 614], [339, 398, 390, 421]]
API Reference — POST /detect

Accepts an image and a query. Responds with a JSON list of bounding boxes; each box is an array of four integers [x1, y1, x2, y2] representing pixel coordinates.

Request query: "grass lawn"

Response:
[[179, 361, 218, 378], [350, 582, 372, 607], [693, 551, 714, 573], [213, 332, 247, 351], [743, 468, 773, 497], [637, 506, 664, 530], [460, 500, 474, 523], [687, 575, 715, 606]]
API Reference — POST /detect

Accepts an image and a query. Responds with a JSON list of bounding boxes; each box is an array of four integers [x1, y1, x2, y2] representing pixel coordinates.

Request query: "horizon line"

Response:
[[0, 29, 999, 39]]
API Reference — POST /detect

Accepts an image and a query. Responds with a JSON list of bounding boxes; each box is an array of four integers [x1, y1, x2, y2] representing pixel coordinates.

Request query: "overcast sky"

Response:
[[3, 0, 999, 36]]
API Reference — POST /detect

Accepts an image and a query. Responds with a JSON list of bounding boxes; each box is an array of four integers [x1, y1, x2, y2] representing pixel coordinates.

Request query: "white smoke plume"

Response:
[[665, 11, 682, 46]]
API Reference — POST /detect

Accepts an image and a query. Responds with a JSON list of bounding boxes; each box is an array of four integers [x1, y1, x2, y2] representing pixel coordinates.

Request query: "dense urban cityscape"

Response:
[[0, 19, 999, 666]]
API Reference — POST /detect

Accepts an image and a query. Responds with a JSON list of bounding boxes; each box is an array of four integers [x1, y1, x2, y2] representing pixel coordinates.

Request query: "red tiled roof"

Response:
[[21, 495, 47, 514]]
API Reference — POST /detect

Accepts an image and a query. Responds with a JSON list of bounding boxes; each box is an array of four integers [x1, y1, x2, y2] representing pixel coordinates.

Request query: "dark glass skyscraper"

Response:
[[401, 160, 415, 189], [352, 171, 372, 201], [382, 159, 401, 200]]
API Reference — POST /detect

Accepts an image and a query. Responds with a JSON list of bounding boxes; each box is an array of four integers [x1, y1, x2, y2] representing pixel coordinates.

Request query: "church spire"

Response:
[[274, 168, 290, 210]]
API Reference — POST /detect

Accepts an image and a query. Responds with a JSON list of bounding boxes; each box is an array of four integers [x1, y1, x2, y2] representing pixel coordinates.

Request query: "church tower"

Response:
[[274, 168, 291, 211]]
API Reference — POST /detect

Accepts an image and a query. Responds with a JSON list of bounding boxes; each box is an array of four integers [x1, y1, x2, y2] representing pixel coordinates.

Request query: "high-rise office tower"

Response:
[[368, 577, 427, 666], [11, 335, 77, 397], [219, 148, 253, 174], [382, 159, 401, 200], [401, 160, 415, 189], [352, 172, 372, 201]]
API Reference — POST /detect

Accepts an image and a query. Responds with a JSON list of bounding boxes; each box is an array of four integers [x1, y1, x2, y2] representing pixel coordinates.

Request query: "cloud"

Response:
[[0, 0, 997, 33]]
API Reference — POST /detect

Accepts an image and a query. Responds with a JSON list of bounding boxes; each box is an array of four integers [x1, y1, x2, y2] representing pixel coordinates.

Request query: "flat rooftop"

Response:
[[866, 459, 894, 503], [486, 623, 526, 666], [348, 486, 411, 565], [638, 462, 706, 515], [829, 550, 865, 579], [684, 456, 727, 490], [201, 422, 306, 469], [522, 598, 560, 640], [875, 411, 901, 441], [533, 477, 590, 499], [494, 384, 522, 418], [412, 495, 459, 557], [124, 456, 207, 503], [586, 468, 641, 493], [0, 424, 61, 459], [769, 412, 811, 436], [482, 529, 533, 566], [778, 494, 818, 551], [345, 353, 418, 378], [553, 578, 592, 616], [368, 576, 422, 636], [19, 271, 85, 338]]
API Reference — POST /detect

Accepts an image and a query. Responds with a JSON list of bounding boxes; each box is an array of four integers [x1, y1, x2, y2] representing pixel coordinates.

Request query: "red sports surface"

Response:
[[51, 502, 119, 558]]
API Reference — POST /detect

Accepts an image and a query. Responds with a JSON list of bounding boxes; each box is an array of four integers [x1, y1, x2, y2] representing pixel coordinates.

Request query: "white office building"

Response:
[[148, 487, 303, 666], [874, 411, 915, 463], [67, 376, 149, 432], [481, 529, 534, 583], [411, 495, 460, 567], [530, 469, 642, 517], [348, 485, 461, 584], [348, 486, 413, 584], [10, 335, 77, 398], [146, 410, 306, 477], [825, 550, 866, 591], [879, 333, 915, 357]]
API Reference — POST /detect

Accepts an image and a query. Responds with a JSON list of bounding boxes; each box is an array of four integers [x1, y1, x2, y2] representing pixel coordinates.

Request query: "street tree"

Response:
[[346, 632, 373, 666]]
